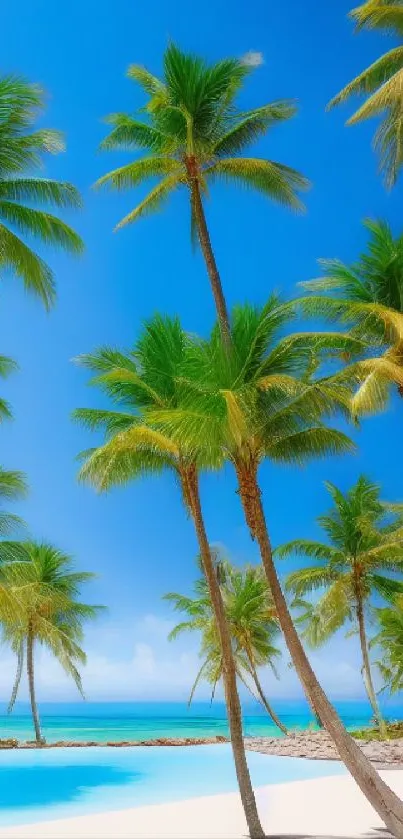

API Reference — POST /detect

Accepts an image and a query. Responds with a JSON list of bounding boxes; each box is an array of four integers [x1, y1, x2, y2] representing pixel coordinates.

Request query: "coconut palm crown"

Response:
[[0, 75, 83, 307], [328, 0, 403, 187], [299, 219, 403, 417], [277, 476, 403, 734], [96, 43, 309, 342]]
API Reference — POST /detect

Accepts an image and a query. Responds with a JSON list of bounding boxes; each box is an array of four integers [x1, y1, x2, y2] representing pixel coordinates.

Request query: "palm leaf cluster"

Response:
[[0, 542, 101, 725], [373, 604, 403, 693], [299, 219, 403, 417], [165, 556, 287, 732], [97, 42, 309, 232], [329, 0, 403, 186], [0, 75, 83, 308]]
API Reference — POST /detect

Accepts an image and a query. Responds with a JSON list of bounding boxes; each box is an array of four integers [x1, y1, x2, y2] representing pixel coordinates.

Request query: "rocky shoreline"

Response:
[[0, 735, 229, 749], [245, 731, 403, 768]]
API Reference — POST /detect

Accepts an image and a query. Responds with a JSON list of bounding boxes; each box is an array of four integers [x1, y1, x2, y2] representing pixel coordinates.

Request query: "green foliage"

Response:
[[0, 75, 83, 307], [280, 476, 403, 648], [328, 1, 403, 186], [0, 541, 102, 703], [373, 604, 403, 693], [97, 43, 309, 232], [299, 219, 403, 417], [164, 557, 282, 704]]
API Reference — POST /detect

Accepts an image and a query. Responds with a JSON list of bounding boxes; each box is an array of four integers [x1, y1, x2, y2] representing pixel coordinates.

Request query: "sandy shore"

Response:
[[0, 769, 401, 839]]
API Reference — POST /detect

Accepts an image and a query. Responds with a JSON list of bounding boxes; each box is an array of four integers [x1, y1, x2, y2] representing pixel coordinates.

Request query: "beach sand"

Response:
[[0, 770, 401, 838]]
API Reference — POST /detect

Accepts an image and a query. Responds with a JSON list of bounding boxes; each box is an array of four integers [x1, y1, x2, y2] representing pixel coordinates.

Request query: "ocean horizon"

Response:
[[1, 699, 402, 743]]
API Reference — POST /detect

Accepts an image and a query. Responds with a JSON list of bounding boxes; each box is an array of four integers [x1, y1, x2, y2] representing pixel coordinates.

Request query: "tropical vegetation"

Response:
[[299, 219, 403, 417], [96, 43, 308, 343], [165, 557, 288, 734], [0, 541, 100, 744], [277, 476, 403, 738], [0, 75, 83, 308], [373, 602, 403, 694], [328, 0, 403, 187], [74, 315, 264, 837]]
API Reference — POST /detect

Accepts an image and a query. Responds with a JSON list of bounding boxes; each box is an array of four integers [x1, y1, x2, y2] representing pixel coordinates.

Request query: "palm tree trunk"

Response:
[[188, 172, 231, 348], [183, 464, 264, 838], [236, 462, 403, 837], [8, 640, 24, 714], [356, 597, 387, 738], [245, 650, 288, 735], [27, 626, 42, 746]]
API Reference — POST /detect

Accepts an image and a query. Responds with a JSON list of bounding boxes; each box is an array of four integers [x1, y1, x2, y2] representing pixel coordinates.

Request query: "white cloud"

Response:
[[0, 613, 367, 703], [241, 51, 264, 68]]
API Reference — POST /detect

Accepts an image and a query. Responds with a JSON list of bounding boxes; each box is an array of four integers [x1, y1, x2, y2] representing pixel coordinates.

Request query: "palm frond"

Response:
[[205, 157, 309, 210]]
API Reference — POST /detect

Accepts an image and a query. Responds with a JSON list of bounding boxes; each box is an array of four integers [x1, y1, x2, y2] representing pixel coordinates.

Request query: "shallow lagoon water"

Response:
[[0, 744, 347, 826]]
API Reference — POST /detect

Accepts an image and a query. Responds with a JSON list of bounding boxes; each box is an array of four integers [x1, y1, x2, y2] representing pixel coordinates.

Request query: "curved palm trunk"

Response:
[[356, 597, 387, 738], [245, 651, 288, 735], [27, 626, 42, 746], [8, 640, 24, 714], [187, 167, 231, 348], [183, 465, 264, 838], [236, 462, 403, 837]]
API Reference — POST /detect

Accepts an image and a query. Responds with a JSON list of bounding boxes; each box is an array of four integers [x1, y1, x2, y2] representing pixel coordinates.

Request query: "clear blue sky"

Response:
[[0, 0, 401, 702]]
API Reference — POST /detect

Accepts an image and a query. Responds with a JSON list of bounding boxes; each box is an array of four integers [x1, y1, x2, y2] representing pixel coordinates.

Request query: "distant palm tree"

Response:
[[0, 75, 83, 307], [0, 541, 100, 744], [278, 476, 403, 738], [165, 559, 288, 734], [148, 298, 403, 834], [299, 219, 403, 417], [373, 603, 403, 694], [329, 0, 403, 187], [74, 315, 264, 837], [96, 43, 308, 343]]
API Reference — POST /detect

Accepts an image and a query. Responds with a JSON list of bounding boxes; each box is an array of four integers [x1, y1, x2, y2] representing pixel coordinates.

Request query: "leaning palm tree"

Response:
[[165, 559, 288, 734], [96, 43, 309, 344], [373, 602, 403, 694], [74, 315, 264, 838], [328, 0, 403, 187], [277, 476, 403, 738], [0, 541, 100, 744], [299, 219, 403, 417], [148, 298, 403, 835], [0, 75, 83, 307]]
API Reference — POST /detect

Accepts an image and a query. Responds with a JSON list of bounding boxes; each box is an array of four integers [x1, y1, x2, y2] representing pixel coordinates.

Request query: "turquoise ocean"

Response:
[[1, 699, 402, 743]]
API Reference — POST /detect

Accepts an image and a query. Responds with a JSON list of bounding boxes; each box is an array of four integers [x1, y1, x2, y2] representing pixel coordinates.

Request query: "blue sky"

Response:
[[0, 0, 402, 702]]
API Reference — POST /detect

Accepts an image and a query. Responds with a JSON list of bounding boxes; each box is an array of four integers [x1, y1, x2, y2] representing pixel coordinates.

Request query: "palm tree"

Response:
[[74, 315, 265, 838], [277, 476, 403, 738], [0, 541, 100, 743], [0, 75, 83, 307], [165, 559, 288, 734], [299, 219, 403, 417], [96, 43, 309, 344], [328, 0, 403, 187], [373, 603, 403, 694], [148, 298, 403, 835]]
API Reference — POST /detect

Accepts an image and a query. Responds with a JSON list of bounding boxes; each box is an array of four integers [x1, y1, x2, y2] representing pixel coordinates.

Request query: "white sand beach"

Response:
[[0, 769, 401, 839]]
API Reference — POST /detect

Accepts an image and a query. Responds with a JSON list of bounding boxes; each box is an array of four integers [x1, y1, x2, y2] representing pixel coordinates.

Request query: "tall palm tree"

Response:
[[148, 299, 403, 835], [74, 315, 265, 838], [373, 602, 403, 694], [277, 476, 403, 738], [165, 559, 288, 734], [0, 75, 83, 307], [0, 541, 100, 744], [96, 43, 309, 344], [298, 219, 403, 417], [328, 0, 403, 187]]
